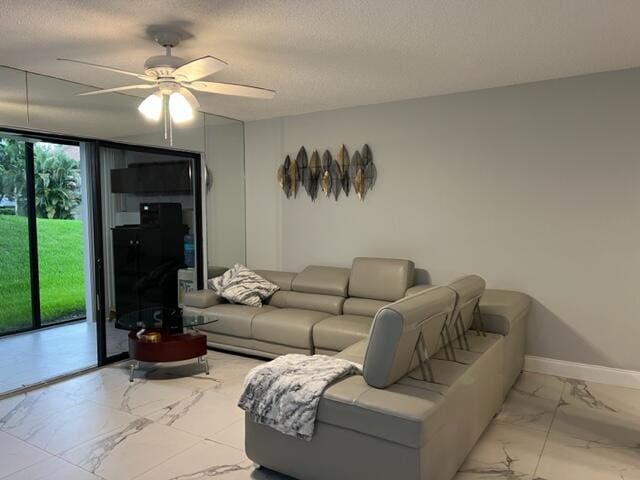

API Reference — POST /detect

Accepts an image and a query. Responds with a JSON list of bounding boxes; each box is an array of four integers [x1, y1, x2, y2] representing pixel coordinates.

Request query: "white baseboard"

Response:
[[524, 355, 640, 390]]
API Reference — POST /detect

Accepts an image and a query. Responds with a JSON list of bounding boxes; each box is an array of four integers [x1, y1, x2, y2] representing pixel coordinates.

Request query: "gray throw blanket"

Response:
[[238, 354, 362, 441]]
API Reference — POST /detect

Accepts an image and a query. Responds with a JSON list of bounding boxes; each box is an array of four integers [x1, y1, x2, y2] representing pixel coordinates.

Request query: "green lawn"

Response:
[[0, 215, 85, 333]]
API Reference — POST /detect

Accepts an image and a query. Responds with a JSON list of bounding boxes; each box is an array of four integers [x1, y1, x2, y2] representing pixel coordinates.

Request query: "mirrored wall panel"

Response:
[[0, 65, 246, 274]]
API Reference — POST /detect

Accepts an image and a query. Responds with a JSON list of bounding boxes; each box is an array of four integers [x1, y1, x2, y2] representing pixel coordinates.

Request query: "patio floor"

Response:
[[0, 321, 99, 396]]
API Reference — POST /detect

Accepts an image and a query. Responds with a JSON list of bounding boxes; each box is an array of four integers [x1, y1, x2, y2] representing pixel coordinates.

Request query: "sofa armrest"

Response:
[[184, 290, 224, 309], [479, 289, 530, 335]]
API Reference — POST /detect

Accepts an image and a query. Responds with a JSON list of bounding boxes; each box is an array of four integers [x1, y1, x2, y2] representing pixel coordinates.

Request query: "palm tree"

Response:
[[0, 139, 26, 214], [33, 145, 81, 219]]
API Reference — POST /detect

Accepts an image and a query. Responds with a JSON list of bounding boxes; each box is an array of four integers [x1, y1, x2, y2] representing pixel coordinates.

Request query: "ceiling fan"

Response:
[[58, 30, 275, 144]]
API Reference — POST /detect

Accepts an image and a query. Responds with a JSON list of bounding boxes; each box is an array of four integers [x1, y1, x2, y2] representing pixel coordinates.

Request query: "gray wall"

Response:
[[245, 68, 640, 371]]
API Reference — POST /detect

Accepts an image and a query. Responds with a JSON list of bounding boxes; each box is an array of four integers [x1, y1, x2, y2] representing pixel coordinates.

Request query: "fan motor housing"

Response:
[[144, 55, 185, 78]]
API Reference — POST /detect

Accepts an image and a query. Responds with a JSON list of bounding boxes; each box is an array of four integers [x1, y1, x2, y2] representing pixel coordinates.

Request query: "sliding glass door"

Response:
[[0, 134, 87, 335], [0, 132, 97, 394], [0, 137, 32, 334], [35, 142, 87, 326]]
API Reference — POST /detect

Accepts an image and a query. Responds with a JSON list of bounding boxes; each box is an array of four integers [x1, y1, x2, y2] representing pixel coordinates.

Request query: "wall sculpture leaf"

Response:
[[330, 159, 342, 201], [321, 150, 332, 197], [296, 146, 311, 198], [361, 144, 376, 197], [289, 156, 299, 197], [337, 144, 350, 196], [308, 150, 321, 201], [349, 150, 365, 201], [277, 164, 285, 189], [282, 155, 292, 198]]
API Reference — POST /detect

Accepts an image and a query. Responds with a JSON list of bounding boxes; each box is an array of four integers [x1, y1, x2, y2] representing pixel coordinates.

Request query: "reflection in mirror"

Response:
[[27, 71, 208, 149], [204, 114, 246, 270], [27, 72, 147, 139], [0, 66, 28, 128], [0, 67, 246, 283], [99, 146, 202, 358]]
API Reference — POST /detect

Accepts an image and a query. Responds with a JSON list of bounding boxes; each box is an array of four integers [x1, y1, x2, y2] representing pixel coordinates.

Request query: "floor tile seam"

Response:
[[531, 381, 566, 478], [21, 401, 149, 457], [0, 430, 57, 478], [125, 430, 206, 480], [61, 418, 201, 478]]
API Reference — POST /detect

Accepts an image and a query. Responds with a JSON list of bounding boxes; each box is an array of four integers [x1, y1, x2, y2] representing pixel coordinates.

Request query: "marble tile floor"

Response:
[[0, 349, 639, 480]]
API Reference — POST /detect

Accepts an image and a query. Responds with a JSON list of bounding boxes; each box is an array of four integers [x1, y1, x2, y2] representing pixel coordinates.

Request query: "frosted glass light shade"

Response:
[[169, 91, 195, 123], [138, 92, 162, 121]]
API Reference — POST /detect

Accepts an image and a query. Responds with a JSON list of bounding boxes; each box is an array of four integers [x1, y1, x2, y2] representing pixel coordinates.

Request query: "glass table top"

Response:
[[115, 307, 217, 331]]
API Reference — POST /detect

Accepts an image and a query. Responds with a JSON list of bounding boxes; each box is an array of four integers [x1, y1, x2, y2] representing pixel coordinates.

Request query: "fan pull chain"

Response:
[[169, 112, 173, 146], [161, 93, 174, 146], [163, 93, 169, 141]]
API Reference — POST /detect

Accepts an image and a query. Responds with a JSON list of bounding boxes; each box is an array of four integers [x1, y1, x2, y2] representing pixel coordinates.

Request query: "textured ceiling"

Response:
[[2, 0, 640, 121]]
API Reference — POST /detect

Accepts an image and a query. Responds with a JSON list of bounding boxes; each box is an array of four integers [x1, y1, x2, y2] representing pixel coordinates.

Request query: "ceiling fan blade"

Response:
[[58, 58, 155, 81], [173, 56, 228, 82], [186, 81, 275, 99], [178, 87, 200, 108], [77, 84, 157, 96]]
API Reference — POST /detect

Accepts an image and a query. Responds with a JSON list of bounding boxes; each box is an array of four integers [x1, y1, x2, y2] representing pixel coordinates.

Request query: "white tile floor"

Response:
[[0, 349, 638, 480]]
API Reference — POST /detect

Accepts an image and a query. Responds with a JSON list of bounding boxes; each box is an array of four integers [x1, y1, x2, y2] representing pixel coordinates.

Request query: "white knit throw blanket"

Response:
[[238, 354, 362, 441]]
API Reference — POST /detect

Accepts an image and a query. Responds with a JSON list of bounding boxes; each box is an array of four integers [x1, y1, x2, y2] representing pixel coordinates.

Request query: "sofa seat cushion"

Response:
[[318, 375, 444, 449], [465, 332, 503, 353], [334, 339, 368, 365], [193, 304, 277, 338], [252, 308, 332, 349], [319, 332, 505, 449], [313, 315, 373, 352]]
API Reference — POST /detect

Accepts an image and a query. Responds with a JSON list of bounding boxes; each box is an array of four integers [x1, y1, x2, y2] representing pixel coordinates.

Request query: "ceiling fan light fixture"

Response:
[[138, 92, 163, 121], [61, 35, 275, 139], [169, 91, 195, 123]]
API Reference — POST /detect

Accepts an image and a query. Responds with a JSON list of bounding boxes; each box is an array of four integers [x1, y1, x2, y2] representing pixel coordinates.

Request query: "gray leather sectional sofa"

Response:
[[184, 257, 530, 480]]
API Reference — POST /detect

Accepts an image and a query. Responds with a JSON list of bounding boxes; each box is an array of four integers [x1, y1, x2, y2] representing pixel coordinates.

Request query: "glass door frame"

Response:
[[0, 130, 84, 337]]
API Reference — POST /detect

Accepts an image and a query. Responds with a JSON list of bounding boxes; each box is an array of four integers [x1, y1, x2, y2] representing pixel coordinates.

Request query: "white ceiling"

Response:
[[3, 0, 640, 121]]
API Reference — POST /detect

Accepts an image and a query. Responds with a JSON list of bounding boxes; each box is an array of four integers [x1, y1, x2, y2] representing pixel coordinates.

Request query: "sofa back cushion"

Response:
[[362, 286, 456, 388], [292, 266, 351, 296], [348, 257, 415, 302], [267, 290, 345, 315], [342, 298, 389, 317], [448, 275, 486, 331], [254, 270, 296, 291]]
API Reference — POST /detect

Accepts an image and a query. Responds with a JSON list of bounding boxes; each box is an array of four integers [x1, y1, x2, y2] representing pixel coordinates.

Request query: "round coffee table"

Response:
[[116, 307, 218, 381]]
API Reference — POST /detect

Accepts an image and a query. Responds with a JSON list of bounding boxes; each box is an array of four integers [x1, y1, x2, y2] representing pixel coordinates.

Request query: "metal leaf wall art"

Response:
[[308, 150, 321, 201], [336, 144, 350, 196], [278, 144, 375, 201], [320, 150, 332, 197]]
